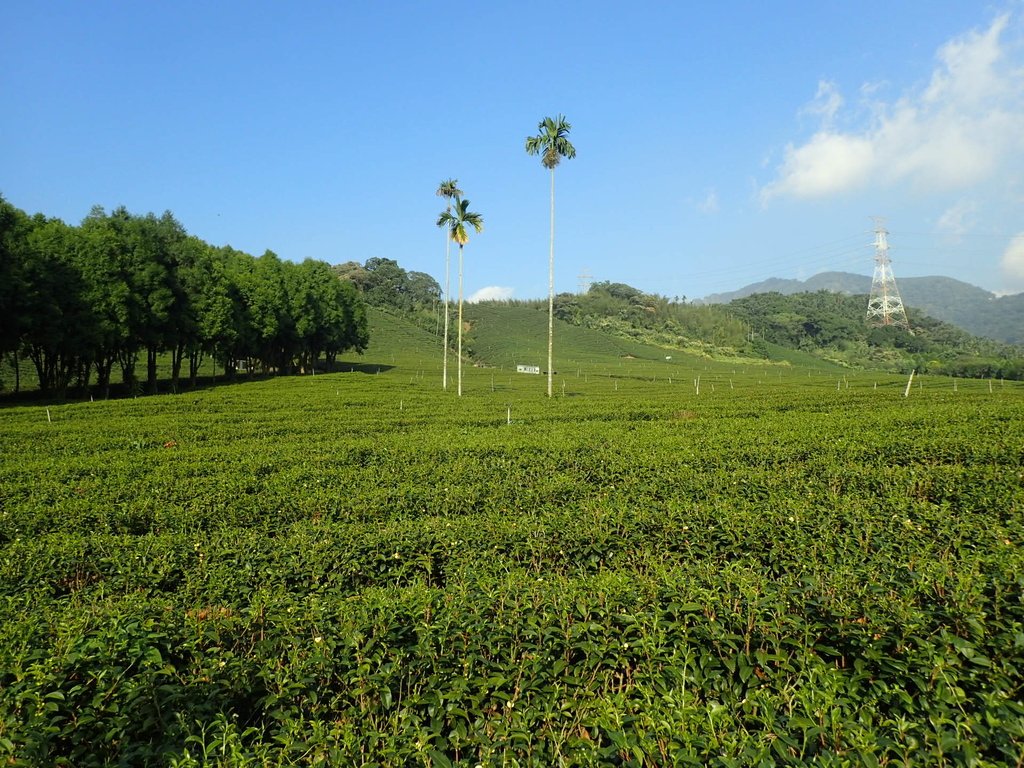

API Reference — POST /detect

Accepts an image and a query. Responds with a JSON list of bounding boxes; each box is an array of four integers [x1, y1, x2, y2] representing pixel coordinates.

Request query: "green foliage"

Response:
[[2, 312, 1023, 764], [512, 281, 751, 357], [525, 114, 577, 170], [730, 291, 1023, 378], [19, 217, 96, 394], [1, 199, 368, 397], [464, 302, 711, 370], [335, 257, 441, 314], [0, 198, 33, 363], [436, 198, 484, 250], [333, 258, 444, 348], [705, 271, 1024, 346]]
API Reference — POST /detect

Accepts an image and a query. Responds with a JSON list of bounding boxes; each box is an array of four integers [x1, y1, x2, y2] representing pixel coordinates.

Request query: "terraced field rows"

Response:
[[2, 316, 1022, 765]]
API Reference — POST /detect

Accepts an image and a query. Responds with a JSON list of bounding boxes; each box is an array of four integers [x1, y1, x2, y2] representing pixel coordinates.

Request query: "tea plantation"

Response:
[[2, 309, 1023, 766]]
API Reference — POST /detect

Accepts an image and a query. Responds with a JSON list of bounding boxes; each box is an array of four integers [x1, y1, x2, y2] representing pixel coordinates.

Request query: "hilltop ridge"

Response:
[[700, 272, 1024, 344]]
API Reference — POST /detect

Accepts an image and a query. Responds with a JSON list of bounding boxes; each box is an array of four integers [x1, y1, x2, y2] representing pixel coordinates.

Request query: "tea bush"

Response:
[[2, 359, 1022, 765]]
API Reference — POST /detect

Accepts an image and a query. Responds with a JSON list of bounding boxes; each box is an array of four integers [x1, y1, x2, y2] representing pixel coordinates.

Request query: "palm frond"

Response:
[[438, 198, 483, 244], [525, 114, 576, 168], [463, 213, 484, 234], [436, 178, 463, 200]]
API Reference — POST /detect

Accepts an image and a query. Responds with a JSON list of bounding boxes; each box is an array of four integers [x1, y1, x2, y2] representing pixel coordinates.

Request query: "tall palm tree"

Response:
[[526, 114, 576, 398], [435, 178, 462, 391], [436, 196, 483, 397]]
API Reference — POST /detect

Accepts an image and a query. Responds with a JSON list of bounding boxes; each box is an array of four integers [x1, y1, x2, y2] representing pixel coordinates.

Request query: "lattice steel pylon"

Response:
[[866, 218, 910, 330], [577, 269, 593, 295]]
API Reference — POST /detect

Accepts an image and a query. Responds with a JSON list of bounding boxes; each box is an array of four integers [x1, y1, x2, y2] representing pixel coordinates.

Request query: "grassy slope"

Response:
[[466, 303, 673, 367], [363, 306, 443, 367], [464, 303, 842, 377]]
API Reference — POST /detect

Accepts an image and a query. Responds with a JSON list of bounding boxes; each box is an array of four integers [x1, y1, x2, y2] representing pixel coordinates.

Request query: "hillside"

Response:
[[726, 290, 1023, 378], [479, 283, 1022, 379], [702, 272, 1024, 344], [336, 259, 1021, 384], [465, 303, 709, 369], [363, 281, 1021, 385]]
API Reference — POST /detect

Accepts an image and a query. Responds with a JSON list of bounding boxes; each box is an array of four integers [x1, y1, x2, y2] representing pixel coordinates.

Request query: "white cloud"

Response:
[[936, 199, 978, 239], [801, 80, 844, 127], [764, 132, 875, 199], [762, 13, 1024, 203], [697, 189, 719, 214], [467, 286, 514, 302], [1000, 232, 1024, 285]]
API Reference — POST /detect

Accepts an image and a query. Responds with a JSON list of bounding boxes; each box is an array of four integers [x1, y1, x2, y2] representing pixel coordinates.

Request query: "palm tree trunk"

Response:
[[457, 244, 464, 397], [547, 167, 555, 398], [443, 228, 451, 391]]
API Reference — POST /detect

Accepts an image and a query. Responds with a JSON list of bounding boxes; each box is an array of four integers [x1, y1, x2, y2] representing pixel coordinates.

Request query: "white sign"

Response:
[[516, 365, 541, 375]]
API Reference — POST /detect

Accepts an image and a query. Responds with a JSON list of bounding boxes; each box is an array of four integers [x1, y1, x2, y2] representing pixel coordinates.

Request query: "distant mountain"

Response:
[[701, 272, 1024, 345], [702, 272, 870, 302]]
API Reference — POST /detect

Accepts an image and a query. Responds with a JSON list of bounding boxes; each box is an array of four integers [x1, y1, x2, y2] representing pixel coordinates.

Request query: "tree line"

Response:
[[550, 281, 750, 350], [0, 196, 368, 397], [332, 257, 440, 315]]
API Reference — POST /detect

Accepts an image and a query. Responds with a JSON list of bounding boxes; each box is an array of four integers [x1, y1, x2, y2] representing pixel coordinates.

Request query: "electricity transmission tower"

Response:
[[865, 218, 910, 330], [577, 269, 593, 295]]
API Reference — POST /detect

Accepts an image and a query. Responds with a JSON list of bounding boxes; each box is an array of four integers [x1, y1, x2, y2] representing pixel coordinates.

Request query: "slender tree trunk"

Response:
[[120, 350, 139, 395], [188, 349, 202, 388], [457, 244, 464, 397], [547, 167, 555, 398], [171, 343, 185, 393], [13, 349, 20, 394], [77, 360, 92, 395], [146, 347, 159, 394], [96, 355, 113, 400], [443, 226, 451, 391], [29, 347, 46, 393]]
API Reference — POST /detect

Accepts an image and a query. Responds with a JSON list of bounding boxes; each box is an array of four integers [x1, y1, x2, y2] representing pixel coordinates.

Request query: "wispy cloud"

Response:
[[697, 189, 719, 214], [801, 80, 844, 128], [468, 286, 514, 302], [936, 198, 978, 240], [761, 13, 1024, 203]]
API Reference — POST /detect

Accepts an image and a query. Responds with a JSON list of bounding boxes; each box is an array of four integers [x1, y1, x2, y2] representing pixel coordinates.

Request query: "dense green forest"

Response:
[[333, 258, 440, 315], [728, 290, 1024, 378], [0, 197, 369, 397]]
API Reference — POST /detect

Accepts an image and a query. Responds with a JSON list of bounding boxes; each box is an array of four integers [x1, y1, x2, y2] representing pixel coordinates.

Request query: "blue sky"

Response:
[[4, 2, 1024, 301]]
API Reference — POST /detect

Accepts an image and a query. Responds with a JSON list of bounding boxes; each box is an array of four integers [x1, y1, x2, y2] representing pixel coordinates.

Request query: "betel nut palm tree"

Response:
[[435, 178, 462, 391], [436, 196, 483, 397], [525, 114, 576, 398]]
